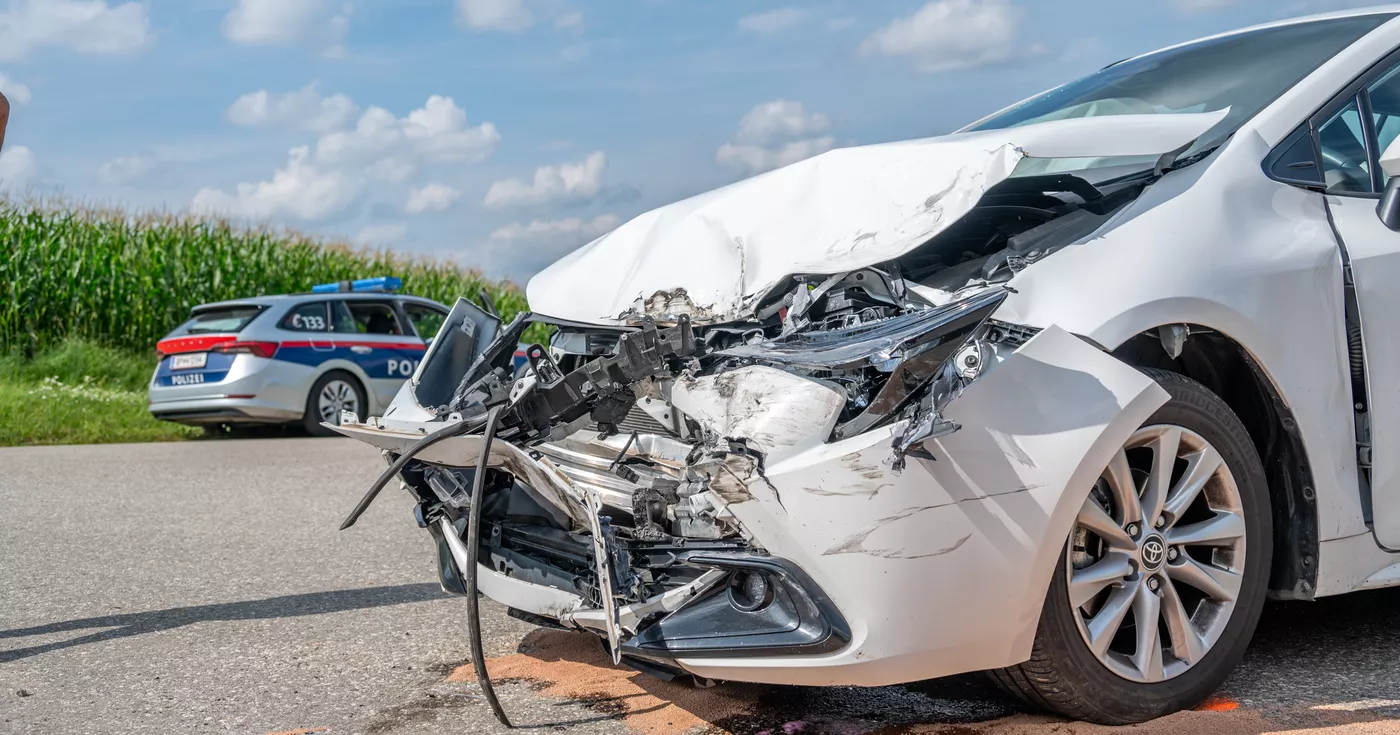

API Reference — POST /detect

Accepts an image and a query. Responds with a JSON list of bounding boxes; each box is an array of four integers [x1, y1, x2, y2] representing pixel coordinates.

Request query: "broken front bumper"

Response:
[[337, 325, 1166, 686]]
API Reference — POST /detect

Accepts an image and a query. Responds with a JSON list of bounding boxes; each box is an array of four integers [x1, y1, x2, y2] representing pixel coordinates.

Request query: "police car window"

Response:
[[181, 306, 263, 334], [280, 302, 331, 332], [403, 304, 448, 339], [330, 301, 358, 334], [339, 301, 404, 335]]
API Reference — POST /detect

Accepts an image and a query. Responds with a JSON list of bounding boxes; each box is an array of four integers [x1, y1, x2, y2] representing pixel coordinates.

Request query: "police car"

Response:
[[148, 277, 502, 436]]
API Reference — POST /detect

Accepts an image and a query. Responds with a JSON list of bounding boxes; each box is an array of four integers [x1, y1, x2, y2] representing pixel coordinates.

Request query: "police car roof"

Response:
[[191, 292, 445, 312]]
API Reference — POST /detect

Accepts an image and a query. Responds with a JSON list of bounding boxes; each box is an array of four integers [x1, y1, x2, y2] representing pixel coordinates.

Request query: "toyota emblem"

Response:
[[1141, 535, 1166, 571]]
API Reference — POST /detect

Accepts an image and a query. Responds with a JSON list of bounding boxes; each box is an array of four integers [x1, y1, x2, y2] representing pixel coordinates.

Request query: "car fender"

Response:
[[669, 326, 1168, 686]]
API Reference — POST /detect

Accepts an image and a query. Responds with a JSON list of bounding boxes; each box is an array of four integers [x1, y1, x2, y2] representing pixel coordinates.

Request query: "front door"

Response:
[[1316, 56, 1400, 549]]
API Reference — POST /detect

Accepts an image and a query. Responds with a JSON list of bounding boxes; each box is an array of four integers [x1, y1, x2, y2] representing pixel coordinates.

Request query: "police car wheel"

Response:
[[303, 371, 366, 437]]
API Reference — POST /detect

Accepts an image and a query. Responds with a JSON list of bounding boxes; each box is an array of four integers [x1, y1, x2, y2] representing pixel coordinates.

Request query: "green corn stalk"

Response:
[[0, 202, 547, 355]]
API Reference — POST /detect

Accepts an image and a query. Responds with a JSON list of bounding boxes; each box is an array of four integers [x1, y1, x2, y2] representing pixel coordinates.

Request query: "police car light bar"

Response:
[[312, 276, 403, 294]]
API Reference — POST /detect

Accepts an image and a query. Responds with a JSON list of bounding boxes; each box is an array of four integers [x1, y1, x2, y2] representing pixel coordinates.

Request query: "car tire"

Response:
[[303, 370, 367, 437], [990, 369, 1273, 724]]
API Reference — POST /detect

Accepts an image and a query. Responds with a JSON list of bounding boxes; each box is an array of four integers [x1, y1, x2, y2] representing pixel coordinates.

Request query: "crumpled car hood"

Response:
[[526, 110, 1228, 326]]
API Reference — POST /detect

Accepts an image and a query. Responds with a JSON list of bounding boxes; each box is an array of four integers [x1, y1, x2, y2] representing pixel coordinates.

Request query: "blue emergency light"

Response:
[[312, 276, 403, 294]]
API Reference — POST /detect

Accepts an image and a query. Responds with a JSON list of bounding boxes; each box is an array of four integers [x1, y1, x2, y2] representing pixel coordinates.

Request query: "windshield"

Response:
[[966, 14, 1394, 166]]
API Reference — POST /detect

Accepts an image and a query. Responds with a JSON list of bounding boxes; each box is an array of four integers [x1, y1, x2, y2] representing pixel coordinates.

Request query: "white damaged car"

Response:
[[337, 8, 1400, 724]]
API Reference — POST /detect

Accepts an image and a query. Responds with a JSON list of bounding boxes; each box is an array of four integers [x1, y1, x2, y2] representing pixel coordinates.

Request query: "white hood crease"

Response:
[[526, 110, 1229, 326]]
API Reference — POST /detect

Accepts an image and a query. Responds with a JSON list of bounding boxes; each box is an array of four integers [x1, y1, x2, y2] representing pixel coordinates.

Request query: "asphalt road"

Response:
[[4, 439, 1400, 735]]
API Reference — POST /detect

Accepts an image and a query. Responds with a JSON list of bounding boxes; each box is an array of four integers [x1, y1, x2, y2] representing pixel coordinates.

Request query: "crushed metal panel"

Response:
[[526, 110, 1229, 326], [674, 326, 1169, 686]]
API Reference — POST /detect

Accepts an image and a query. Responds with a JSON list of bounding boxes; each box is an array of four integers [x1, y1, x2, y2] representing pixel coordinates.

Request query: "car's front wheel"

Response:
[[991, 369, 1272, 724]]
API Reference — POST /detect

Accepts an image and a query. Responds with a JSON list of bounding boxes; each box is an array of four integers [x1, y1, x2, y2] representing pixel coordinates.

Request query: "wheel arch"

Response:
[[1110, 325, 1320, 600]]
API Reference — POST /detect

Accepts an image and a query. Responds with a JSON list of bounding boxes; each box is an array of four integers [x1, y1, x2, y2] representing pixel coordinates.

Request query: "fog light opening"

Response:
[[728, 571, 774, 613]]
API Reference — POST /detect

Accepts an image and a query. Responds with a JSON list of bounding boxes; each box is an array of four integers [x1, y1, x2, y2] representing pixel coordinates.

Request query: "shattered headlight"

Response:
[[717, 287, 1010, 466]]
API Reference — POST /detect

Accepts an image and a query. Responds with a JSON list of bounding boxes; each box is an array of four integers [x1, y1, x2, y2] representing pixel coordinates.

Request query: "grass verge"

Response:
[[0, 340, 199, 447]]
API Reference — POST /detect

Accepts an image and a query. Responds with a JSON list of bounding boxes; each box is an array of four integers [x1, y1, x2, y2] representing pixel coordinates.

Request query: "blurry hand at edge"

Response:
[[0, 90, 9, 153]]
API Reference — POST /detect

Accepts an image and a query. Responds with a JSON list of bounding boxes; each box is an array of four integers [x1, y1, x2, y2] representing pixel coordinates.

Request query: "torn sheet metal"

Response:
[[332, 421, 595, 529], [526, 110, 1228, 326]]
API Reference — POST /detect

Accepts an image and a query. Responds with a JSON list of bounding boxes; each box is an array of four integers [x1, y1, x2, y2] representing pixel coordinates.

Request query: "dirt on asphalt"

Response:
[[445, 628, 1400, 735]]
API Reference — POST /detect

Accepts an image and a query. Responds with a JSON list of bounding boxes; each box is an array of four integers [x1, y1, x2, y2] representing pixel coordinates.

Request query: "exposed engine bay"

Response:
[[334, 167, 1157, 691]]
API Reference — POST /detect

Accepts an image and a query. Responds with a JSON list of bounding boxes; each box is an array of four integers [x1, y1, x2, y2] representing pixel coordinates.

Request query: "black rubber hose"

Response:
[[338, 416, 479, 531], [464, 405, 511, 727]]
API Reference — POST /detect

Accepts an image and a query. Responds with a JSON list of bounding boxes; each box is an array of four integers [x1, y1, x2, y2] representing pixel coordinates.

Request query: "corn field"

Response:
[[0, 203, 532, 355]]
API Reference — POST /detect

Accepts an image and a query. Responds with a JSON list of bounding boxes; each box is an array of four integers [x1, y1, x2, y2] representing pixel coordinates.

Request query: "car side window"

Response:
[[1269, 50, 1400, 196], [1318, 98, 1375, 194], [330, 301, 358, 333], [279, 302, 330, 332], [336, 301, 405, 335], [403, 304, 448, 340], [1369, 63, 1400, 183]]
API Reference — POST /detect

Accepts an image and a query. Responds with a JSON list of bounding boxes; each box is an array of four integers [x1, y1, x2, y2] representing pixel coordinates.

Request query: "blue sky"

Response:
[[0, 0, 1371, 282]]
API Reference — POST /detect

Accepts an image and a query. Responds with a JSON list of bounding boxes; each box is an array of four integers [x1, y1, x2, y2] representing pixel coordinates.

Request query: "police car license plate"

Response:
[[171, 353, 207, 370]]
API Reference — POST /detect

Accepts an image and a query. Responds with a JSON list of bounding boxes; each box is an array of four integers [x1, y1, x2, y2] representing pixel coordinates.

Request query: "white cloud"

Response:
[[485, 214, 621, 277], [225, 0, 320, 43], [323, 5, 351, 57], [560, 42, 589, 62], [554, 11, 583, 30], [735, 100, 830, 144], [355, 223, 408, 245], [316, 96, 501, 178], [738, 8, 809, 35], [717, 138, 836, 176], [717, 100, 835, 176], [223, 0, 349, 53], [405, 183, 461, 214], [96, 154, 152, 185], [484, 151, 605, 209], [457, 0, 532, 31], [0, 72, 30, 105], [0, 145, 36, 188], [860, 0, 1024, 74], [490, 214, 620, 244], [0, 0, 150, 61], [227, 84, 358, 134], [191, 146, 362, 222]]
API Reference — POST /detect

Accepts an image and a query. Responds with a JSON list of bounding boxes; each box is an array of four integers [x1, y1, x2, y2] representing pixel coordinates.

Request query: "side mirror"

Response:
[[1377, 137, 1400, 232], [1379, 178, 1400, 232]]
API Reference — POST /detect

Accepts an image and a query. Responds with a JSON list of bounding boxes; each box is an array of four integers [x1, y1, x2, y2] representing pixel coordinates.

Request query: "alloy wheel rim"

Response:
[[318, 380, 359, 425], [1067, 425, 1246, 683]]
